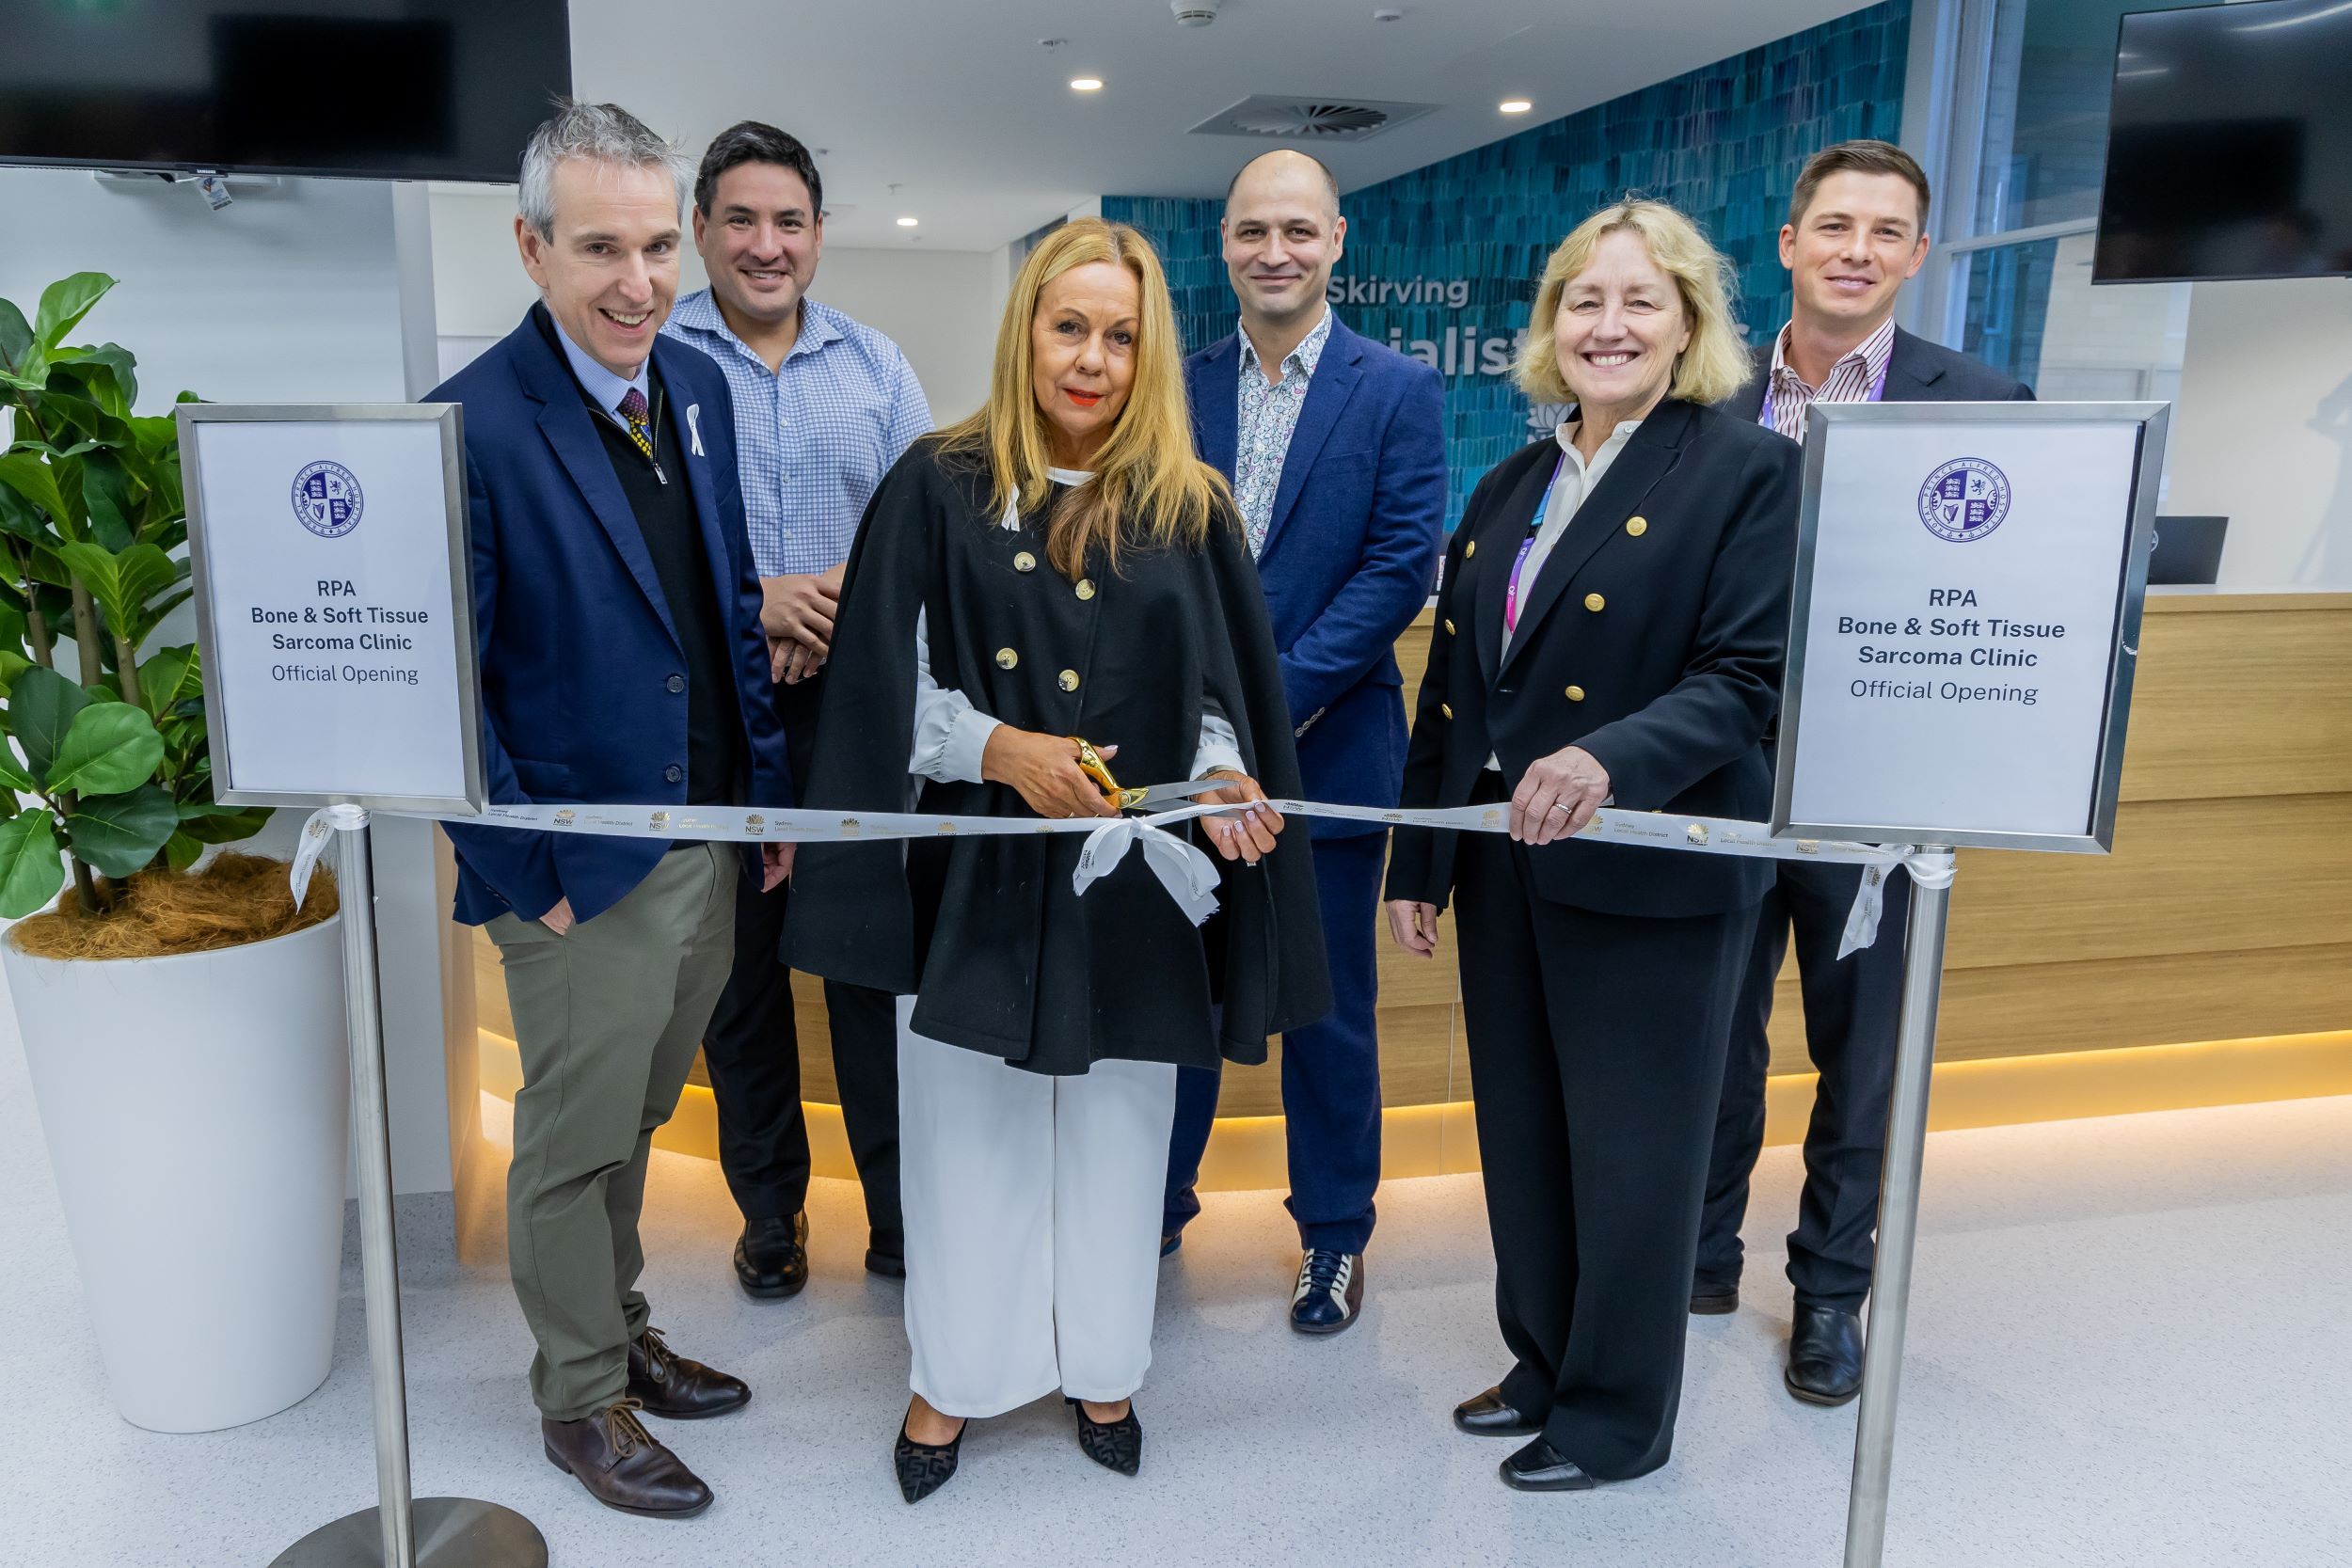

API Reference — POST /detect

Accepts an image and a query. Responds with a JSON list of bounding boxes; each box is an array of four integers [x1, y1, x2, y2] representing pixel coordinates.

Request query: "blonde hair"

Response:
[[1516, 199, 1749, 408], [937, 218, 1228, 579]]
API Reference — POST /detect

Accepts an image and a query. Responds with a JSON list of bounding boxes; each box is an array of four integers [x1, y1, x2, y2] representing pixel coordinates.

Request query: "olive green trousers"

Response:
[[486, 843, 736, 1420]]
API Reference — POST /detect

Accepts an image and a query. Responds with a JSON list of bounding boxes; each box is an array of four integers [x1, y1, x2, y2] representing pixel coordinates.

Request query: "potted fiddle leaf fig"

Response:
[[0, 273, 352, 1433]]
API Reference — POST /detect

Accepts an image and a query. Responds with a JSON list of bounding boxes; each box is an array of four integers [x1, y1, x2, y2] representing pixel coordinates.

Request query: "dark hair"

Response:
[[1788, 140, 1931, 233], [694, 120, 822, 218], [1224, 149, 1341, 217]]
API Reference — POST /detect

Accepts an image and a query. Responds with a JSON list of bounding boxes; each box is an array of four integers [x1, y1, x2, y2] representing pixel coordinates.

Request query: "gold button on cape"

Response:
[[1565, 685, 1585, 702], [1443, 618, 1455, 635], [1584, 593, 1606, 611], [1014, 551, 1037, 573], [1075, 578, 1096, 600], [1440, 702, 1454, 719], [1626, 516, 1647, 537], [995, 648, 1018, 670], [1058, 669, 1080, 691], [1464, 540, 1477, 559]]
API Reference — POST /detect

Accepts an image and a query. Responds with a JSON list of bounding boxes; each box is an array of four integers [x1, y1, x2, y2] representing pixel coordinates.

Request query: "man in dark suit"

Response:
[[1162, 150, 1447, 1334], [431, 101, 790, 1519], [1703, 139, 2032, 1406]]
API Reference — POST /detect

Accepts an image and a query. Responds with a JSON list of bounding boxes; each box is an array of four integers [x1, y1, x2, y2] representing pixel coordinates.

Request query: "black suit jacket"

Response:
[[1385, 399, 1800, 920], [1721, 325, 2035, 420]]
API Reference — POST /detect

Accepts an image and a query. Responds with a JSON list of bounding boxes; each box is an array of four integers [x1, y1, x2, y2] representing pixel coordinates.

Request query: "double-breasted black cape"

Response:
[[787, 440, 1331, 1075]]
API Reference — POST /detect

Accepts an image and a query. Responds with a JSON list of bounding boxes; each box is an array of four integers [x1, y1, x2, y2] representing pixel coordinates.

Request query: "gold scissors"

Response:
[[1069, 736, 1232, 812]]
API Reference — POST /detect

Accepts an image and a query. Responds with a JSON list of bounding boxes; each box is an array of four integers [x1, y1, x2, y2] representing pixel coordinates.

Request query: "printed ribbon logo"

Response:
[[1916, 457, 2010, 543], [292, 460, 364, 539]]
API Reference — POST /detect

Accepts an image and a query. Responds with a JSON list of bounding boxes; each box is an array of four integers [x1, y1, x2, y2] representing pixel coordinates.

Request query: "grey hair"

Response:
[[517, 99, 693, 241]]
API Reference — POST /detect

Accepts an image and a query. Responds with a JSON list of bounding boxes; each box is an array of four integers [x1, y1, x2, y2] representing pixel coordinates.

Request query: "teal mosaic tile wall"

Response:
[[1105, 0, 1912, 528]]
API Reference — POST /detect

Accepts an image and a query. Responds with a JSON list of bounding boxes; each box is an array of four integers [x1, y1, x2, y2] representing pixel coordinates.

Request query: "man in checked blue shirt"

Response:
[[663, 121, 932, 1300]]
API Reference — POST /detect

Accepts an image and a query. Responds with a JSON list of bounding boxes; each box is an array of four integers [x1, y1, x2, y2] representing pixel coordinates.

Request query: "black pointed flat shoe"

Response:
[[894, 1413, 966, 1504], [1066, 1398, 1143, 1477], [1499, 1436, 1597, 1493]]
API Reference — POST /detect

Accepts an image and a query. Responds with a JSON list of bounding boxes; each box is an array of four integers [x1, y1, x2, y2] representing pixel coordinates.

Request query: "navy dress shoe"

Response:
[[735, 1212, 809, 1300], [1289, 1249, 1364, 1335], [1786, 1304, 1866, 1405], [1690, 1279, 1739, 1315], [1499, 1436, 1597, 1492], [1453, 1386, 1540, 1437]]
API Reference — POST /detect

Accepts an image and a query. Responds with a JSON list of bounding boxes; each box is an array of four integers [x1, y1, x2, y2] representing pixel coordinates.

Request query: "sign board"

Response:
[[1772, 402, 2169, 853], [180, 404, 485, 815]]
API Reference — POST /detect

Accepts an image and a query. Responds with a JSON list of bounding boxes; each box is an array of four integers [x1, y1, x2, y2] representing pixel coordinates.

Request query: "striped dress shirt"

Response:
[[1762, 315, 1897, 442]]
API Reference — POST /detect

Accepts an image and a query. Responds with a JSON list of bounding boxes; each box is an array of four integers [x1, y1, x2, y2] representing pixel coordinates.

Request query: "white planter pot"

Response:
[[8, 913, 348, 1433]]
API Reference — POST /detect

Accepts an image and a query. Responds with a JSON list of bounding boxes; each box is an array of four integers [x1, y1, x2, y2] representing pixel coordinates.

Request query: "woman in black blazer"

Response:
[[1385, 199, 1799, 1492]]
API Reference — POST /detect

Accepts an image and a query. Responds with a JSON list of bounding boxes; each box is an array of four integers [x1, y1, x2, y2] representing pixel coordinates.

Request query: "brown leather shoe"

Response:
[[628, 1326, 751, 1419], [542, 1400, 712, 1518]]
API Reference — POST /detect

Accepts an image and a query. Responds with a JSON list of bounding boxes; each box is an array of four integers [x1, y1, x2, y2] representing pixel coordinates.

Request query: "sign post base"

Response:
[[269, 1497, 546, 1568]]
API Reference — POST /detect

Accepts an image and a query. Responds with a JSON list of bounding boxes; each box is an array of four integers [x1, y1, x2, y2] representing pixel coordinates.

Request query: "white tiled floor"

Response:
[[5, 1009, 2349, 1566]]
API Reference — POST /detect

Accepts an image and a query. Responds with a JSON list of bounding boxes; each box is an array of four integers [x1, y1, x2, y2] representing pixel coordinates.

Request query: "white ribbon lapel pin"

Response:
[[687, 404, 705, 457]]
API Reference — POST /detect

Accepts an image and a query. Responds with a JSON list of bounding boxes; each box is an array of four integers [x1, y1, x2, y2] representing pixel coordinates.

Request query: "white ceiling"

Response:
[[562, 0, 1884, 251]]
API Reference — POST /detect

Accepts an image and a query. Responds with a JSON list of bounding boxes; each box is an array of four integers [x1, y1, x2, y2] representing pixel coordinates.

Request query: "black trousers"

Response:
[[1452, 819, 1755, 1481], [700, 669, 902, 1248], [1695, 857, 1911, 1313]]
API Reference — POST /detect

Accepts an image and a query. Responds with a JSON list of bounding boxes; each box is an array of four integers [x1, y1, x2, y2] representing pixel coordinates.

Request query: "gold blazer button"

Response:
[[1565, 685, 1585, 702], [1626, 516, 1647, 536], [1464, 540, 1477, 559], [996, 647, 1019, 670], [1075, 578, 1096, 600], [1584, 593, 1606, 612], [1439, 702, 1454, 720], [1058, 669, 1080, 691], [1443, 618, 1455, 636], [1014, 550, 1037, 573]]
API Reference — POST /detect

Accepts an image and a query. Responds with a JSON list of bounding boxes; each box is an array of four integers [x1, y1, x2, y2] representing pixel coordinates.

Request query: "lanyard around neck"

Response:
[[1504, 451, 1571, 635], [1760, 352, 1890, 436]]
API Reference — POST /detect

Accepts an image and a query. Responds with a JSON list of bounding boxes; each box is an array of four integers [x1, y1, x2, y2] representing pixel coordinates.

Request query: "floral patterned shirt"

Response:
[[1232, 307, 1335, 559]]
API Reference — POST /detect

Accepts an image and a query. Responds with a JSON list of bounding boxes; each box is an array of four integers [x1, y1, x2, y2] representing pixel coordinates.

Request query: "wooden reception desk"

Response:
[[471, 590, 2352, 1182]]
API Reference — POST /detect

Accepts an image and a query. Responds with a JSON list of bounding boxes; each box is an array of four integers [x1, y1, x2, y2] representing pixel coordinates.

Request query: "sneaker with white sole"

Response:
[[1289, 1248, 1364, 1335]]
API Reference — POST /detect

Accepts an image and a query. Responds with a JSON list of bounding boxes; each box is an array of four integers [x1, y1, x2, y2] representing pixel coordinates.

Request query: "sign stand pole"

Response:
[[271, 815, 547, 1568], [1841, 851, 1956, 1568]]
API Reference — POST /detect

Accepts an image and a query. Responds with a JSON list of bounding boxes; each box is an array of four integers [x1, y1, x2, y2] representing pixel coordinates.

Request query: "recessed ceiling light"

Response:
[[896, 215, 918, 228], [1500, 98, 1533, 114], [1071, 77, 1104, 92]]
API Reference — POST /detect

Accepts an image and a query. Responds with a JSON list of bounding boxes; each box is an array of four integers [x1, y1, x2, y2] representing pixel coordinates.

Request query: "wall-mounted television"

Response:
[[2094, 0, 2352, 283], [0, 1, 570, 183]]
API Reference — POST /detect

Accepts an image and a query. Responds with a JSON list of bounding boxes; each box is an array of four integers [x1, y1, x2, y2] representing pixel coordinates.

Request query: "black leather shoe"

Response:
[[1690, 1281, 1740, 1315], [1453, 1386, 1541, 1437], [895, 1412, 966, 1504], [1499, 1436, 1597, 1492], [1786, 1305, 1865, 1406], [627, 1326, 750, 1419], [865, 1243, 906, 1280], [543, 1401, 712, 1518], [1067, 1398, 1143, 1476], [735, 1212, 809, 1300]]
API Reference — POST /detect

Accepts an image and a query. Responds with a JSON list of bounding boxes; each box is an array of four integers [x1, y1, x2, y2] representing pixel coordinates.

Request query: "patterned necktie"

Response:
[[616, 387, 655, 461]]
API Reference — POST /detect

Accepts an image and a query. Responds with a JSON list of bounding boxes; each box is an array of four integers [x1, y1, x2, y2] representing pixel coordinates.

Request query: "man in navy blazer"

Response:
[[1700, 141, 2031, 1410], [1162, 150, 1447, 1335], [429, 102, 789, 1520]]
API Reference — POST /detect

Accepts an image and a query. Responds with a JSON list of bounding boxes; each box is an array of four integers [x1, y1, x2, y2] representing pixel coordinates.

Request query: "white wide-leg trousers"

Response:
[[897, 998, 1179, 1418]]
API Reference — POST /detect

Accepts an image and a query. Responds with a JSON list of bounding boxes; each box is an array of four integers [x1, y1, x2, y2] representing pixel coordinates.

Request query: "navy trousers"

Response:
[[1695, 857, 1911, 1313], [1163, 829, 1385, 1255]]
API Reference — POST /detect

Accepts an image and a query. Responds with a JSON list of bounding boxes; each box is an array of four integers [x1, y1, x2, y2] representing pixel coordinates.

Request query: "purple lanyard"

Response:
[[1759, 356, 1891, 436], [1504, 451, 1569, 634]]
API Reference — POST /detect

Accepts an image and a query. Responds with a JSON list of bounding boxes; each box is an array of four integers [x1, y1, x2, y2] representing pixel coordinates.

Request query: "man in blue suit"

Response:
[[430, 102, 790, 1521], [1163, 150, 1447, 1334]]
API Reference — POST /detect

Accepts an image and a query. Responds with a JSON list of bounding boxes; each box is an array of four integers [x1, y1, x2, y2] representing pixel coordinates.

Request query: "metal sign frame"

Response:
[[1772, 399, 2169, 854], [178, 403, 485, 816]]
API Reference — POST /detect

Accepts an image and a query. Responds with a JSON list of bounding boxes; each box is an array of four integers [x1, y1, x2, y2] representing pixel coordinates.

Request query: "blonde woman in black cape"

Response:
[[787, 218, 1331, 1502]]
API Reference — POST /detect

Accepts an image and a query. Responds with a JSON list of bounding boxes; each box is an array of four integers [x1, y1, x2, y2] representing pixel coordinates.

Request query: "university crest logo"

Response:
[[293, 460, 363, 539], [1916, 457, 2010, 543]]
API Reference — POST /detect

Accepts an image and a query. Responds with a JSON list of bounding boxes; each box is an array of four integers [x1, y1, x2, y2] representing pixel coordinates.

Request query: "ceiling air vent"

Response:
[[1189, 95, 1438, 143]]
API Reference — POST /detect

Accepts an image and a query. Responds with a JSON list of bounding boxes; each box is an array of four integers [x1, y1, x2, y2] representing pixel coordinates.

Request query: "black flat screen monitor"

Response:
[[0, 1, 570, 183], [2094, 0, 2352, 283]]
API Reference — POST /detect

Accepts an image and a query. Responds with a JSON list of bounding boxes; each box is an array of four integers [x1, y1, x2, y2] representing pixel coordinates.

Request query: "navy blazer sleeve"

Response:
[[440, 452, 564, 921], [1279, 359, 1447, 727]]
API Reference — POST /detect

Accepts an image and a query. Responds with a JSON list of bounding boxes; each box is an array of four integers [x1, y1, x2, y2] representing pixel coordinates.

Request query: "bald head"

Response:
[[1222, 150, 1347, 335], [1225, 150, 1340, 220]]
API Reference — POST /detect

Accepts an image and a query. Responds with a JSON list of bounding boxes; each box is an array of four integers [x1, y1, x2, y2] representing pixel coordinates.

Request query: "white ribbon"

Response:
[[1073, 816, 1222, 926], [285, 790, 1939, 952], [289, 802, 370, 912]]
